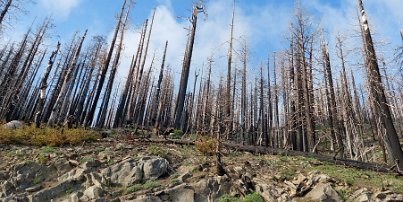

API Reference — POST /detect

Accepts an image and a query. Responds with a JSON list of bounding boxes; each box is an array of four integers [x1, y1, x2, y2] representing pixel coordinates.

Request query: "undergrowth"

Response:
[[0, 125, 100, 146], [195, 138, 216, 156]]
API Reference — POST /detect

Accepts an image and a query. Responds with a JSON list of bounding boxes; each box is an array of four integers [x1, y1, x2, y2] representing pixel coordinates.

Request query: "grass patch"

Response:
[[218, 194, 241, 202], [170, 178, 180, 185], [80, 157, 95, 164], [243, 193, 264, 202], [33, 175, 42, 184], [147, 144, 169, 158], [143, 180, 160, 189], [218, 193, 263, 202], [37, 154, 49, 164], [126, 184, 143, 194], [308, 165, 403, 193], [126, 180, 161, 194], [279, 167, 298, 181], [169, 129, 184, 139], [0, 125, 100, 146]]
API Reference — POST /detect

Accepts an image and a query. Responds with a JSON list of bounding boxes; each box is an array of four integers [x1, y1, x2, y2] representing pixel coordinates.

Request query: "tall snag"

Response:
[[35, 42, 60, 128], [174, 1, 204, 129], [358, 0, 403, 172], [84, 0, 127, 127]]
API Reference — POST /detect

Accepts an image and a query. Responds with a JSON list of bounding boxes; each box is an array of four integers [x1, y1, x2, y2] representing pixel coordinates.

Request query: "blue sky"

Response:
[[2, 0, 402, 87]]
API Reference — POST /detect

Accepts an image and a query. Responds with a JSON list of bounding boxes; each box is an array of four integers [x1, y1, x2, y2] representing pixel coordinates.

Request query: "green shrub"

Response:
[[80, 157, 95, 164], [33, 175, 42, 184], [126, 184, 143, 194], [147, 144, 169, 158], [169, 129, 184, 139], [142, 180, 160, 189], [243, 193, 264, 202], [126, 180, 161, 194], [219, 194, 241, 202]]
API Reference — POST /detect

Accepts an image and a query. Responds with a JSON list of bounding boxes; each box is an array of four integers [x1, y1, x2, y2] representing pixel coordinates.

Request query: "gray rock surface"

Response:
[[3, 120, 24, 129]]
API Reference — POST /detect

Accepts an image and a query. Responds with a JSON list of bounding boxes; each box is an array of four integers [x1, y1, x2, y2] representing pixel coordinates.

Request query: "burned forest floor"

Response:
[[0, 127, 403, 202]]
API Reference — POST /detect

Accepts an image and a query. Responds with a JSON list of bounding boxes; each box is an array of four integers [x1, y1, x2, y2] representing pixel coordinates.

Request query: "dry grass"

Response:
[[195, 138, 217, 156], [0, 125, 100, 146]]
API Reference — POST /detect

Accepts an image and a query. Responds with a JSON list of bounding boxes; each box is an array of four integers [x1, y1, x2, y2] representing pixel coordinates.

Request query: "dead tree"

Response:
[[97, 9, 129, 128], [241, 42, 247, 144], [322, 41, 344, 157], [358, 0, 403, 171], [84, 0, 126, 127], [174, 2, 204, 129], [35, 42, 60, 128], [47, 30, 87, 127], [288, 23, 297, 150], [225, 0, 235, 139]]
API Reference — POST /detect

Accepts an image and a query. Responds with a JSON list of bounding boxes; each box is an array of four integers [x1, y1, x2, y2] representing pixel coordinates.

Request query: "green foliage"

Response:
[[243, 193, 264, 202], [0, 125, 100, 146], [33, 175, 42, 184], [218, 194, 241, 202], [338, 189, 349, 201], [219, 193, 263, 202], [171, 173, 180, 179], [65, 185, 73, 194], [280, 167, 297, 181], [37, 154, 49, 164], [41, 146, 59, 154], [80, 157, 95, 164], [169, 129, 184, 139], [126, 180, 161, 194], [126, 184, 143, 194], [143, 180, 160, 189], [107, 159, 115, 165], [147, 144, 169, 158], [310, 165, 403, 193], [170, 178, 180, 185]]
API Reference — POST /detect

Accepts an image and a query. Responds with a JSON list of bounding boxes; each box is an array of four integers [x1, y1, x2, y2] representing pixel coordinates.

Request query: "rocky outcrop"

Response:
[[101, 156, 169, 186], [3, 120, 24, 130], [0, 156, 170, 202], [1, 143, 403, 202]]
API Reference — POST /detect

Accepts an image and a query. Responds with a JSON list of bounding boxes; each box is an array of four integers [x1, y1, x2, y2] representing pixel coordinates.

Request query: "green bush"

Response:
[[219, 193, 263, 202], [147, 144, 169, 158], [126, 180, 161, 194], [243, 193, 264, 202], [126, 184, 143, 194], [219, 194, 241, 202], [142, 180, 160, 189], [169, 129, 184, 139]]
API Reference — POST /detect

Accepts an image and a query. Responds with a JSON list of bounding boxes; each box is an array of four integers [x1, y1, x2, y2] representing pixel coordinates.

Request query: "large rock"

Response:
[[350, 188, 372, 202], [29, 177, 85, 202], [142, 157, 169, 180], [190, 179, 210, 202], [81, 185, 105, 201], [102, 157, 169, 186], [132, 195, 162, 202], [102, 158, 143, 186], [3, 120, 24, 129], [157, 184, 195, 202], [3, 161, 50, 193], [374, 190, 403, 202], [303, 183, 341, 202]]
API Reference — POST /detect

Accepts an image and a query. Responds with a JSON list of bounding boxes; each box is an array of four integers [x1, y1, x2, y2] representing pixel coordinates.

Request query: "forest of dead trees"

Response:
[[0, 0, 403, 173]]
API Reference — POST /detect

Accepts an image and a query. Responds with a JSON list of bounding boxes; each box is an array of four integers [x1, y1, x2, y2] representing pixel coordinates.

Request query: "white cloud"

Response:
[[112, 0, 402, 90], [40, 0, 81, 19]]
